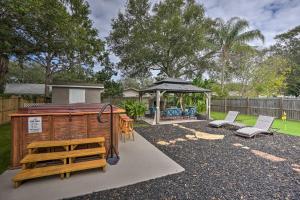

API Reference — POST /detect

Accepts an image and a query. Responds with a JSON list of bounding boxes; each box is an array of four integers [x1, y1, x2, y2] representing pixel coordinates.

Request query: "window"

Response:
[[69, 89, 85, 104]]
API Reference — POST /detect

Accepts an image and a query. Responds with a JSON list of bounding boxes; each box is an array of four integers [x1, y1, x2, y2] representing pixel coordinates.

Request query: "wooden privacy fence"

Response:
[[0, 96, 45, 125], [211, 97, 300, 121]]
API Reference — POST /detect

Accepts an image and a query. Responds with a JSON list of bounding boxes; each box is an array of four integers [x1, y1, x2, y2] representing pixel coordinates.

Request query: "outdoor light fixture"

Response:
[[97, 104, 120, 165]]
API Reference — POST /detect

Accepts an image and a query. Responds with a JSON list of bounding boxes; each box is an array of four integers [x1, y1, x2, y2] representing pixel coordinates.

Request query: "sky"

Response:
[[87, 0, 300, 76], [87, 0, 300, 46]]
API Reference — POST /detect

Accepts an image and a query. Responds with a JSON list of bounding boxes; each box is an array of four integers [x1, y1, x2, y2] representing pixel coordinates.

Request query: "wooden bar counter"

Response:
[[10, 103, 125, 168]]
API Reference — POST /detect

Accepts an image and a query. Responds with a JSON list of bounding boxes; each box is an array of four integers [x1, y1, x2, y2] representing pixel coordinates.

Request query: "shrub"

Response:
[[120, 100, 147, 120], [196, 100, 206, 113]]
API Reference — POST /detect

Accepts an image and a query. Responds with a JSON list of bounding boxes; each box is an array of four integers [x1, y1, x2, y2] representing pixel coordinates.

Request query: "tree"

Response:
[[108, 0, 216, 79], [250, 56, 291, 96], [1, 0, 106, 96], [7, 61, 45, 84], [0, 0, 42, 92], [273, 26, 300, 96], [27, 0, 105, 97], [215, 17, 264, 92], [108, 0, 151, 78], [94, 67, 123, 99], [121, 77, 154, 89], [102, 80, 123, 99], [52, 65, 94, 83], [230, 50, 262, 96]]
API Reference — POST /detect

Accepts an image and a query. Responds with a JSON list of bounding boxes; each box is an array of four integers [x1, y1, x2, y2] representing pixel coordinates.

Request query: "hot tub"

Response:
[[10, 103, 125, 168]]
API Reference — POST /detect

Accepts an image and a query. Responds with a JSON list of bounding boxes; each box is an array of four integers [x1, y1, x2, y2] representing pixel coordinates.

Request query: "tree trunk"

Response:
[[0, 55, 9, 93], [221, 48, 228, 95], [221, 49, 228, 93], [44, 57, 52, 97], [220, 62, 225, 93]]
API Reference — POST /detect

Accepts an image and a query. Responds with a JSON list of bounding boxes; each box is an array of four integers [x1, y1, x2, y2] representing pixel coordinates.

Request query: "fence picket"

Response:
[[0, 96, 46, 125], [211, 97, 300, 120]]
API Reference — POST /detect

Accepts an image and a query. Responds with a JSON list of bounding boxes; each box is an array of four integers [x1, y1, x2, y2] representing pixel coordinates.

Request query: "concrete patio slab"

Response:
[[0, 131, 184, 200]]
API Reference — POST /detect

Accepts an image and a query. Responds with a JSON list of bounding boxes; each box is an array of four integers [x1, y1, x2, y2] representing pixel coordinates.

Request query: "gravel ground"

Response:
[[68, 121, 300, 200]]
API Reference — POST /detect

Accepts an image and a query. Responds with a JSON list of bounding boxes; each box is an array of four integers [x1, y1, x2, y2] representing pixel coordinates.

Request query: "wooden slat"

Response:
[[68, 137, 105, 146], [13, 164, 66, 182], [13, 159, 106, 182], [27, 137, 105, 149], [27, 140, 70, 149], [64, 159, 106, 173], [21, 147, 106, 164]]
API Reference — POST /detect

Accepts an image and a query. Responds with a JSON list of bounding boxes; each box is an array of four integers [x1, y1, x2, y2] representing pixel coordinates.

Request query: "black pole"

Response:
[[110, 104, 113, 158], [97, 104, 120, 165]]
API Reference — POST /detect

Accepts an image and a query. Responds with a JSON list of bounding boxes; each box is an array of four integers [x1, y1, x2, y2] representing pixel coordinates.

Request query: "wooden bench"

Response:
[[13, 159, 106, 188], [13, 137, 106, 188], [27, 137, 105, 153], [20, 147, 106, 169], [68, 137, 105, 150]]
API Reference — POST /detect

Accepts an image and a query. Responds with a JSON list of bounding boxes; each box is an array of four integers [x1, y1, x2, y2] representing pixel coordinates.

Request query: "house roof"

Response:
[[4, 84, 46, 95], [50, 82, 104, 89], [123, 87, 140, 91], [141, 78, 211, 93]]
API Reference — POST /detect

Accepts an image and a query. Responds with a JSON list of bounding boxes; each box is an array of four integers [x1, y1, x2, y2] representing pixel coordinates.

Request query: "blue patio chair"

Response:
[[186, 107, 197, 117], [149, 107, 156, 116], [164, 107, 182, 117], [183, 106, 196, 117]]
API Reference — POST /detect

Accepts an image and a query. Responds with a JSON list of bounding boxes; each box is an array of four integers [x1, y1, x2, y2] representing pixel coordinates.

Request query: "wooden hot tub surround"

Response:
[[10, 103, 125, 168]]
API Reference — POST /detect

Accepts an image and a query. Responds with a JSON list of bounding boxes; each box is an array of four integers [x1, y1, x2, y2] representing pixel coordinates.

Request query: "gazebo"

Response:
[[139, 78, 212, 124]]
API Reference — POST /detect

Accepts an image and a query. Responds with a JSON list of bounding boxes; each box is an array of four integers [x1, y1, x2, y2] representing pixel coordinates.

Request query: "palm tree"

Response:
[[215, 17, 264, 93]]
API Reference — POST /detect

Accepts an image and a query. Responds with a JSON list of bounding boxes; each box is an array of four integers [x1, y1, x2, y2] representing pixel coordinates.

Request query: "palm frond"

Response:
[[231, 43, 257, 54], [227, 17, 241, 26], [226, 19, 250, 47], [236, 30, 265, 43]]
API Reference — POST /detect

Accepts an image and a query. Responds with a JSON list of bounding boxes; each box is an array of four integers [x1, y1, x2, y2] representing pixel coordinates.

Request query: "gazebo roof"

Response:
[[155, 78, 192, 85], [141, 78, 211, 93]]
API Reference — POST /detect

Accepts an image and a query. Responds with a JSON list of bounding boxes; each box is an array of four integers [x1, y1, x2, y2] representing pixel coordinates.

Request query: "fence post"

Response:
[[224, 98, 227, 113], [17, 96, 21, 109], [246, 97, 249, 115], [279, 97, 284, 118], [0, 97, 2, 125]]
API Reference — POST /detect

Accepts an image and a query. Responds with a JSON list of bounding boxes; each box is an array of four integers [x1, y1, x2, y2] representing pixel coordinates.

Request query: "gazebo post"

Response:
[[205, 92, 211, 120], [138, 92, 142, 102], [156, 90, 160, 124]]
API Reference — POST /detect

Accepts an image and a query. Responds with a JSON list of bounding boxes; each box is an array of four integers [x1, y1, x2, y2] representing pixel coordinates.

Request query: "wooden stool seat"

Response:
[[119, 114, 134, 142]]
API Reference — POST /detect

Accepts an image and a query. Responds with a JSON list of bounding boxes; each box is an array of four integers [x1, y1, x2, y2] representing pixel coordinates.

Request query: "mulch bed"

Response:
[[68, 121, 300, 200]]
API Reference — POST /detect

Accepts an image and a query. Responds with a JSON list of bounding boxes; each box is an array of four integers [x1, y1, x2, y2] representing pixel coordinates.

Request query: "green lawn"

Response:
[[211, 112, 300, 136], [0, 123, 11, 174]]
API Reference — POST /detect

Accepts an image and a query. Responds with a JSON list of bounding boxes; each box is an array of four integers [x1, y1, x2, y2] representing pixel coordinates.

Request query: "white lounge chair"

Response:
[[208, 111, 239, 127], [235, 115, 275, 138]]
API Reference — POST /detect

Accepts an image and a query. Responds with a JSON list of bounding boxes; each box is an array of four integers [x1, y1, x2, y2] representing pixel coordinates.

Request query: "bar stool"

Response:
[[119, 114, 134, 142]]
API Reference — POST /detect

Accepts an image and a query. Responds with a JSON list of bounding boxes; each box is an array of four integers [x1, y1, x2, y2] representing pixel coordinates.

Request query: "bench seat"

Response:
[[13, 159, 106, 188], [21, 147, 106, 164], [27, 137, 105, 150]]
